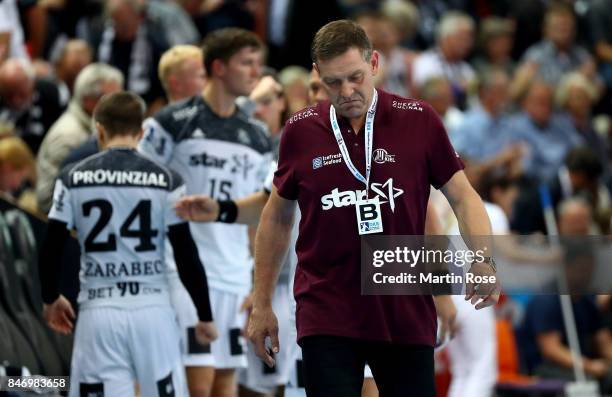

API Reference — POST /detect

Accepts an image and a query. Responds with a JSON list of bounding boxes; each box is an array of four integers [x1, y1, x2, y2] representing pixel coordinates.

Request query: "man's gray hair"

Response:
[[436, 11, 474, 41], [73, 63, 124, 104]]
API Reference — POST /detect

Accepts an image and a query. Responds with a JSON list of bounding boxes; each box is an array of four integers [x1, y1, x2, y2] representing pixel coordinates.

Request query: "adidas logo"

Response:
[[192, 129, 205, 139]]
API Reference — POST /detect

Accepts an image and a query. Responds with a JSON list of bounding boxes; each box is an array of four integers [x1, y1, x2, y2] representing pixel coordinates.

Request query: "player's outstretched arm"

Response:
[[38, 219, 76, 334], [175, 191, 270, 225], [248, 187, 296, 367], [168, 222, 218, 344]]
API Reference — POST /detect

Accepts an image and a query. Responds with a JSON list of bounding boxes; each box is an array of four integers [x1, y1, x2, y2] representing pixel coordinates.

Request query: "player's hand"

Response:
[[43, 295, 75, 335], [240, 294, 254, 336], [434, 296, 458, 342], [247, 304, 279, 368], [195, 321, 218, 345], [175, 195, 219, 222], [465, 262, 500, 310]]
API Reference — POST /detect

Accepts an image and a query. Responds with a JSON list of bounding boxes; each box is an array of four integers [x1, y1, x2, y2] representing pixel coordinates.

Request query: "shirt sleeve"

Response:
[[530, 296, 564, 335], [273, 122, 299, 200], [138, 117, 175, 165], [48, 177, 75, 229], [425, 105, 465, 189], [263, 161, 277, 193], [165, 174, 187, 228]]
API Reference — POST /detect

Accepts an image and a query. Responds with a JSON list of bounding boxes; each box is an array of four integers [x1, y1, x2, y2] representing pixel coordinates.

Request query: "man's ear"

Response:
[[313, 62, 319, 75], [211, 58, 226, 78], [96, 122, 107, 148], [370, 50, 379, 76], [136, 128, 144, 142]]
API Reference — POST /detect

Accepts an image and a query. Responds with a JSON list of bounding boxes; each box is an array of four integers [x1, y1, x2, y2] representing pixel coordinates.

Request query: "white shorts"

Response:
[[69, 305, 187, 397], [170, 281, 247, 369], [238, 283, 300, 394]]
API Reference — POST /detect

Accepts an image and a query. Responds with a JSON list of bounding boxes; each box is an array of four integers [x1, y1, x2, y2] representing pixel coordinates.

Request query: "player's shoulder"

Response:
[[228, 106, 272, 154], [148, 96, 203, 139]]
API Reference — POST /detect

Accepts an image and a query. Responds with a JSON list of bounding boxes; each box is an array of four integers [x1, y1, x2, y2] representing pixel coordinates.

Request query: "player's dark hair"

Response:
[[93, 91, 146, 137], [311, 20, 372, 64], [565, 146, 603, 180], [202, 28, 263, 76]]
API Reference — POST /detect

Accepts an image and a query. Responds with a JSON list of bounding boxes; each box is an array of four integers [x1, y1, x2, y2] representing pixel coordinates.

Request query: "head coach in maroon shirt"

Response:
[[248, 20, 499, 397]]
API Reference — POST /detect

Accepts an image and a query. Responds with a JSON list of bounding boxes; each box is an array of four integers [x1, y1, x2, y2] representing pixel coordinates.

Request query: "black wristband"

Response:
[[216, 200, 238, 223]]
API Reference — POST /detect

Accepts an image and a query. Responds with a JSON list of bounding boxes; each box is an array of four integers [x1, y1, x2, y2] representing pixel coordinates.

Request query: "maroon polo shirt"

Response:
[[274, 89, 464, 346]]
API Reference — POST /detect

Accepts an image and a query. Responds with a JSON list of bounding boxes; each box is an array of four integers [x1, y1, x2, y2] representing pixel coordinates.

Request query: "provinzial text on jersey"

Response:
[[72, 170, 168, 187]]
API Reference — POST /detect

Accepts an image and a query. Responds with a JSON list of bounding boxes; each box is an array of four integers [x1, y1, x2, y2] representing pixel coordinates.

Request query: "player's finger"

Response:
[[464, 281, 475, 300], [475, 295, 495, 310], [270, 327, 280, 354], [60, 309, 74, 331], [66, 302, 76, 320]]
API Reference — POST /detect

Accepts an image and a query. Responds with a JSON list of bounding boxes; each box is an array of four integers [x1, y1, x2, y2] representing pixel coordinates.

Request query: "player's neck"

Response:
[[104, 136, 139, 150], [202, 81, 237, 118]]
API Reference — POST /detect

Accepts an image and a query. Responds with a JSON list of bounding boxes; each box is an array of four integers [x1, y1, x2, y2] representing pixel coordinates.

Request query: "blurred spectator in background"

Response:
[[0, 136, 35, 197], [82, 0, 169, 109], [501, 81, 582, 182], [473, 17, 515, 77], [354, 6, 418, 98], [588, 0, 612, 93], [146, 0, 200, 46], [419, 77, 463, 131], [0, 58, 67, 154], [558, 198, 598, 235], [412, 11, 476, 110], [53, 39, 93, 97], [0, 0, 29, 62], [264, 0, 343, 69], [556, 72, 610, 182], [451, 69, 523, 186], [278, 66, 309, 116], [177, 0, 256, 40], [477, 170, 520, 222], [36, 63, 123, 213], [518, 220, 612, 395], [511, 147, 610, 235], [307, 67, 328, 105], [158, 44, 206, 104], [250, 75, 286, 144], [511, 4, 600, 102]]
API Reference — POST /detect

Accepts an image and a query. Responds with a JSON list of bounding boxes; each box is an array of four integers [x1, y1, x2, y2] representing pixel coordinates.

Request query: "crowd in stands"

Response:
[[0, 0, 611, 395]]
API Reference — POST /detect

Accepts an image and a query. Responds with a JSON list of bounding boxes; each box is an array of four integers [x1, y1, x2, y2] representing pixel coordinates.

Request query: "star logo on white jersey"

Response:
[[371, 179, 404, 212]]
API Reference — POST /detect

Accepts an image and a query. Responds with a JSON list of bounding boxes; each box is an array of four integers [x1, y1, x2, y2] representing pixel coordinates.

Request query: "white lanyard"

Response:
[[329, 89, 378, 193]]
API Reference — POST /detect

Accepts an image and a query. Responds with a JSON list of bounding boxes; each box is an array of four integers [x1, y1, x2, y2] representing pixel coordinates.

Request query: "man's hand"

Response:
[[43, 295, 75, 334], [175, 195, 219, 222], [465, 261, 500, 310], [584, 358, 609, 378], [240, 294, 254, 336], [195, 321, 218, 345], [247, 305, 279, 368], [434, 296, 458, 343]]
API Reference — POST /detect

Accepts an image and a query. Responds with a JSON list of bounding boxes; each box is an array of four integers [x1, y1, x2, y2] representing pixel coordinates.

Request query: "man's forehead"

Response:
[[316, 48, 369, 78]]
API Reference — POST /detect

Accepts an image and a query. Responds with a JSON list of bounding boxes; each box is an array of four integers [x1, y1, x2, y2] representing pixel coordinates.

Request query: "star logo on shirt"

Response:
[[371, 179, 404, 213]]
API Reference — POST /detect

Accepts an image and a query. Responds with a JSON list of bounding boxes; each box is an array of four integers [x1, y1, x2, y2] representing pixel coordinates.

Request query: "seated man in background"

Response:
[[518, 198, 612, 393]]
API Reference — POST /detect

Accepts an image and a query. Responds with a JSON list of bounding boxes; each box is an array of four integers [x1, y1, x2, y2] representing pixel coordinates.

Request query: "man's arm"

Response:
[[175, 191, 270, 225], [441, 171, 499, 309], [539, 331, 609, 378], [248, 187, 296, 366]]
